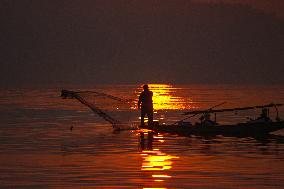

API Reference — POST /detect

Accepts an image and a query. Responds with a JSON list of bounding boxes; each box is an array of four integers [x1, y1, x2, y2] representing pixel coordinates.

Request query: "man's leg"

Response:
[[141, 110, 146, 126], [147, 110, 153, 126]]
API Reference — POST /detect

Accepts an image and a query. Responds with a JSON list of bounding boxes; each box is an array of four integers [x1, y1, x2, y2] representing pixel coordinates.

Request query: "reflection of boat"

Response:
[[141, 104, 284, 137]]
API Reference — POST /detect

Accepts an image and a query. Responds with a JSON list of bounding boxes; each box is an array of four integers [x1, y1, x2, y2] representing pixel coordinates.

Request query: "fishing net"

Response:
[[61, 90, 139, 130]]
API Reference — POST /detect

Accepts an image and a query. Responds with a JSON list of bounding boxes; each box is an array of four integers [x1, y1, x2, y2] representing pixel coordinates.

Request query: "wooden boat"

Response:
[[140, 121, 284, 137], [140, 103, 284, 137]]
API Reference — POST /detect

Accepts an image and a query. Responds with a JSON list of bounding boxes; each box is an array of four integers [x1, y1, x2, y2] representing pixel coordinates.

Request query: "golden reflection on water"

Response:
[[137, 84, 192, 110], [138, 130, 179, 189]]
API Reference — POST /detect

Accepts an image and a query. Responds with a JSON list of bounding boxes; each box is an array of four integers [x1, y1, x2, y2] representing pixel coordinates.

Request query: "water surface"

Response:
[[1, 84, 284, 188]]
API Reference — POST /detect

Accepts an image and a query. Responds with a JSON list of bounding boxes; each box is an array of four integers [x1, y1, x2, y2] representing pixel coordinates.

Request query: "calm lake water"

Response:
[[1, 84, 284, 188]]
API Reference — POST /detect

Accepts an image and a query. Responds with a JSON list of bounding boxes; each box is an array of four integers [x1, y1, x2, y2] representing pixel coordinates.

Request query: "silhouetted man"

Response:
[[138, 84, 153, 126]]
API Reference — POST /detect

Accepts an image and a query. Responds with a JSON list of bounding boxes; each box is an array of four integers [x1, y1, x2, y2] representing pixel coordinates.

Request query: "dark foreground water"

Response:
[[1, 84, 284, 188]]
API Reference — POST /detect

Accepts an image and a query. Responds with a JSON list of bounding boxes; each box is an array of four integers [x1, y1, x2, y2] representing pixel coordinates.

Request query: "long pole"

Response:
[[171, 102, 226, 126]]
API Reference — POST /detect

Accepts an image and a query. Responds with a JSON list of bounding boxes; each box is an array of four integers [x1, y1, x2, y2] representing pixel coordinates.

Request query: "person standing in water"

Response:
[[138, 84, 153, 126]]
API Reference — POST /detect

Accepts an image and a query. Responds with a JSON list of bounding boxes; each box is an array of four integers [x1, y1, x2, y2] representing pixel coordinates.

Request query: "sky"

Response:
[[1, 0, 284, 87]]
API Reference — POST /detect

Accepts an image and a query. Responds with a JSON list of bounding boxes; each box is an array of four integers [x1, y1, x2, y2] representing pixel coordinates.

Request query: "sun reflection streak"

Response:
[[152, 175, 172, 178], [141, 152, 177, 171], [139, 131, 179, 188], [136, 84, 193, 110], [154, 180, 164, 182]]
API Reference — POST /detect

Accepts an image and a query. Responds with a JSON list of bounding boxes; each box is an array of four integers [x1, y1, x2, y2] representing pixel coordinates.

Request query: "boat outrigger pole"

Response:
[[61, 90, 121, 127], [184, 103, 283, 115], [171, 102, 226, 125]]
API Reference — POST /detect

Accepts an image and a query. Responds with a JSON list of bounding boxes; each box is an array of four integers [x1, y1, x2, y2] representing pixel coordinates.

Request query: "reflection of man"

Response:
[[138, 84, 153, 126]]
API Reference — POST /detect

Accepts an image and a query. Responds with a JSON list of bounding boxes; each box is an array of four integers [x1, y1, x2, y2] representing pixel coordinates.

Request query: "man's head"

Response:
[[143, 84, 149, 91]]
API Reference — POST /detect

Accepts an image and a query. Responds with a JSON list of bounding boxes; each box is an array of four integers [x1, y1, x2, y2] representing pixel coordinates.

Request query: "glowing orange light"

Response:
[[152, 174, 172, 178], [153, 136, 163, 138], [137, 84, 192, 110], [140, 133, 179, 188], [141, 148, 179, 171], [154, 179, 164, 182]]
